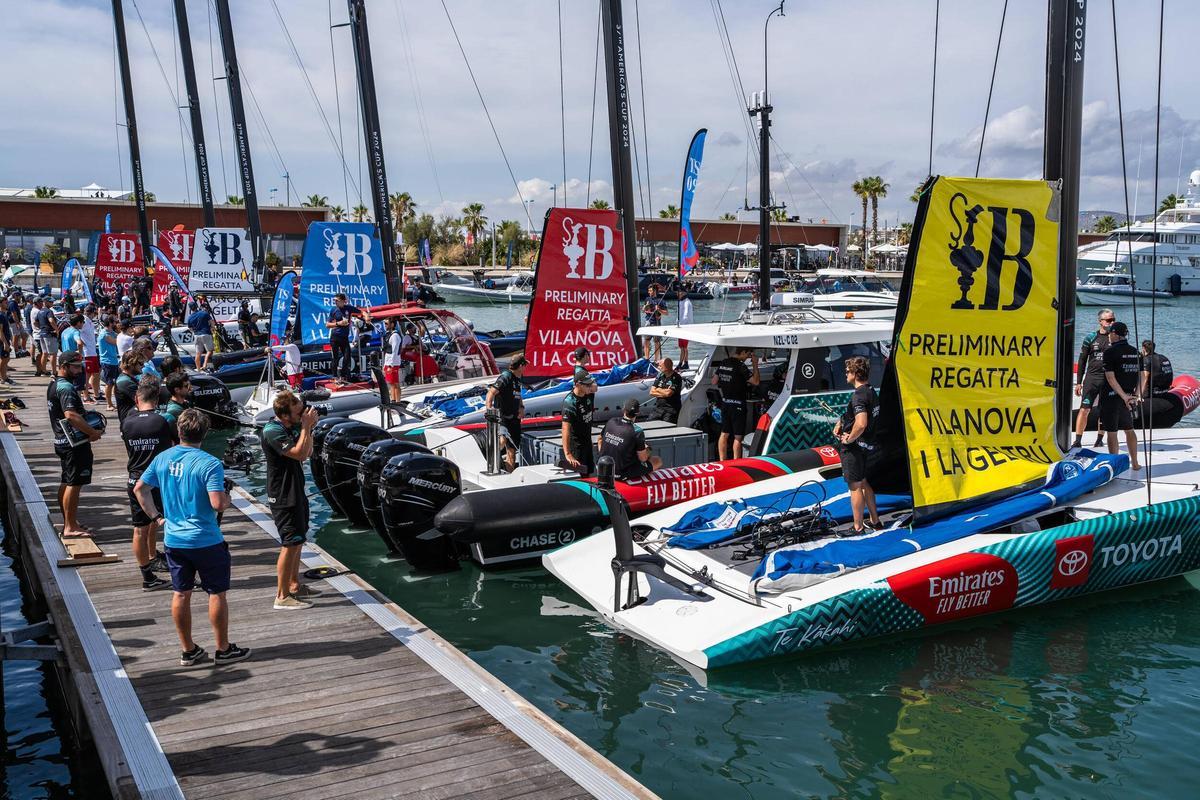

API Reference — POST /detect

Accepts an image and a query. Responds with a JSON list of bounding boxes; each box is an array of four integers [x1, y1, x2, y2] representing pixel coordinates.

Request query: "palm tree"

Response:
[[33, 186, 59, 198], [719, 212, 737, 220], [1093, 215, 1118, 234], [658, 205, 680, 219], [329, 205, 346, 221], [909, 181, 926, 203], [351, 204, 371, 222], [226, 195, 244, 206], [460, 203, 487, 251], [897, 222, 914, 245], [144, 191, 156, 202], [589, 199, 611, 210], [389, 191, 416, 226], [852, 179, 870, 252], [770, 208, 788, 223], [1159, 194, 1181, 213], [864, 176, 889, 249], [303, 194, 329, 208]]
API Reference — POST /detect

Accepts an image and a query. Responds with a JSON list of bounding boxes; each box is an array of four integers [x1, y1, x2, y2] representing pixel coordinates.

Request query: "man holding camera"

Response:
[[48, 352, 102, 537], [261, 390, 320, 610]]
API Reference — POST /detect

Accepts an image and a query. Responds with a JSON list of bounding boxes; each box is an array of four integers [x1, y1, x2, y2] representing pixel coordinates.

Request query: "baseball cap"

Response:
[[1110, 321, 1129, 337], [623, 398, 640, 416], [574, 371, 596, 386], [59, 351, 83, 366]]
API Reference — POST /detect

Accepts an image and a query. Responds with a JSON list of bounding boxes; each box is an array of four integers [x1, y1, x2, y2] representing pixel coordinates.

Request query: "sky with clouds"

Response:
[[3, 0, 1199, 230]]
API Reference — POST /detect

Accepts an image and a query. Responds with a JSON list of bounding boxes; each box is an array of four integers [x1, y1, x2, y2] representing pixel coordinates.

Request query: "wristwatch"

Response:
[[153, 514, 164, 524]]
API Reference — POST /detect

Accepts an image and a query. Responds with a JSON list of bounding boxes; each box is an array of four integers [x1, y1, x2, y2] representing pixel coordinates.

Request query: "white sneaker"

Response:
[[273, 594, 312, 610]]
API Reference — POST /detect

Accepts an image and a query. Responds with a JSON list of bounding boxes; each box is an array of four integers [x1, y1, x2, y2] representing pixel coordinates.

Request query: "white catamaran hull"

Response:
[[545, 429, 1200, 669]]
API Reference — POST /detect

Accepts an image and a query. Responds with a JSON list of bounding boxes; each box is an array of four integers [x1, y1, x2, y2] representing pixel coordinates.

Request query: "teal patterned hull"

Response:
[[704, 495, 1200, 668], [764, 391, 852, 453]]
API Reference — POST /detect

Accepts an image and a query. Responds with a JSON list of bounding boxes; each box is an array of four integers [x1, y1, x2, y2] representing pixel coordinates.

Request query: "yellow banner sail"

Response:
[[895, 176, 1063, 515]]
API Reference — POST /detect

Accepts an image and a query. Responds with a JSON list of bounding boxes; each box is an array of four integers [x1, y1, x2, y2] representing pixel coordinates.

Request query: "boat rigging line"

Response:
[[439, 0, 534, 233], [710, 0, 760, 175], [392, 0, 445, 206], [205, 0, 231, 201], [329, 0, 352, 213], [586, 4, 601, 205], [632, 0, 653, 216], [128, 0, 193, 203], [168, 0, 192, 206], [975, 0, 1010, 178], [769, 133, 840, 224], [558, 0, 568, 207], [1147, 0, 1166, 492], [928, 0, 939, 177], [174, 0, 216, 225]]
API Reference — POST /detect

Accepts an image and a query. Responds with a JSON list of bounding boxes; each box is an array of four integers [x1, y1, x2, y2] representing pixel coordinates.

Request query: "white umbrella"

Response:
[[807, 243, 837, 252], [709, 242, 739, 251], [736, 242, 758, 251], [846, 244, 862, 252]]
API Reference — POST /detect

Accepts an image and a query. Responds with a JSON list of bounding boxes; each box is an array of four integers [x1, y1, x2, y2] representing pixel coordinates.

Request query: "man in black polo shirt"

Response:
[[48, 352, 103, 537], [122, 380, 173, 590], [325, 293, 362, 384], [599, 399, 663, 480], [1072, 308, 1115, 449], [485, 355, 527, 472], [114, 350, 146, 424], [560, 371, 597, 476], [1139, 339, 1173, 397], [261, 390, 320, 610], [647, 357, 683, 423], [1100, 321, 1142, 470], [713, 347, 761, 460]]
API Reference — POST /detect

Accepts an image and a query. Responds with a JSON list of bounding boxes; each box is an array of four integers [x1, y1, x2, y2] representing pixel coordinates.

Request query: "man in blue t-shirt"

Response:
[[135, 408, 250, 667], [186, 303, 215, 371]]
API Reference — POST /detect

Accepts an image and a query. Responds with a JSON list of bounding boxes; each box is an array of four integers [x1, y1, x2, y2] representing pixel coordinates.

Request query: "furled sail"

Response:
[[883, 176, 1064, 519]]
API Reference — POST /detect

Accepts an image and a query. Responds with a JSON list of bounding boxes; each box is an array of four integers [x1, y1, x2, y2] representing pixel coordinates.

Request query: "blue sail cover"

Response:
[[750, 452, 1127, 593], [421, 358, 658, 419]]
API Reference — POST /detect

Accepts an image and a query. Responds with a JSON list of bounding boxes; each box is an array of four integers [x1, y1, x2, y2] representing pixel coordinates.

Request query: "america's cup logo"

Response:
[[107, 237, 136, 263], [561, 215, 614, 281], [323, 229, 374, 277], [163, 231, 193, 264]]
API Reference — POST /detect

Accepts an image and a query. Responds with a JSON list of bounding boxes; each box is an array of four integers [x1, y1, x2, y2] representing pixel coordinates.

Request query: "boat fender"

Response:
[[378, 452, 462, 571]]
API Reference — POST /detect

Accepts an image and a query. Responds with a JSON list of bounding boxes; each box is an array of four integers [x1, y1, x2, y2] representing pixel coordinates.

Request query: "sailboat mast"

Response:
[[213, 0, 264, 272], [173, 0, 215, 227], [1044, 0, 1087, 451], [110, 0, 154, 273], [346, 0, 401, 304], [600, 0, 641, 334]]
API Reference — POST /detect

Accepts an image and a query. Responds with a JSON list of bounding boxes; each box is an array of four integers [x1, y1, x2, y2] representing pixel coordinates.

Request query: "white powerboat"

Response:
[[433, 271, 533, 304], [1075, 271, 1173, 306]]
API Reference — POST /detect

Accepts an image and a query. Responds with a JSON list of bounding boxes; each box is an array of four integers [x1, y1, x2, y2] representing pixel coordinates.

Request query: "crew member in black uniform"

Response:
[[646, 357, 683, 423], [261, 390, 320, 610], [114, 350, 146, 424], [48, 352, 103, 538], [713, 347, 760, 460], [1100, 321, 1142, 470], [484, 355, 527, 472], [599, 399, 662, 480], [560, 371, 597, 476], [571, 347, 591, 383], [1072, 308, 1115, 449], [832, 356, 882, 534], [1139, 339, 1173, 398], [121, 380, 173, 590]]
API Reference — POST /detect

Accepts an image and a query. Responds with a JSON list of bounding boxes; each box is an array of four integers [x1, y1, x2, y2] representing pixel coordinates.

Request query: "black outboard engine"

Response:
[[322, 421, 390, 526], [188, 371, 238, 428], [358, 439, 431, 540], [378, 452, 462, 571], [310, 415, 347, 508]]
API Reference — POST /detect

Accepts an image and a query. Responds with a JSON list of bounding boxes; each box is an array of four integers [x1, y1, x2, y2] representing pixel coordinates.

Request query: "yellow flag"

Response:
[[895, 177, 1063, 515]]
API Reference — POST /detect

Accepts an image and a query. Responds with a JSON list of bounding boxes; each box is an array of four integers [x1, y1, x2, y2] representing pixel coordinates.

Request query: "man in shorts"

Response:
[[135, 409, 250, 667], [48, 352, 102, 537], [34, 297, 58, 376], [641, 284, 669, 360], [484, 355, 526, 472], [382, 316, 404, 402], [81, 304, 101, 403], [1072, 308, 1115, 449], [266, 337, 304, 389], [675, 286, 694, 369], [832, 356, 882, 534], [261, 391, 321, 610], [122, 380, 173, 590], [599, 398, 662, 480], [1100, 321, 1142, 470], [186, 302, 214, 371], [98, 315, 121, 410], [713, 347, 761, 460]]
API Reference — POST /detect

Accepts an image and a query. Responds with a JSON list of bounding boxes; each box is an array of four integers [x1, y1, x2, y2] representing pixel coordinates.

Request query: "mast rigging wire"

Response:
[[393, 0, 445, 205], [710, 0, 760, 174], [770, 134, 841, 222], [558, 0, 567, 208], [439, 0, 534, 232], [928, 0, 939, 176], [327, 0, 351, 213], [976, 0, 1009, 178], [205, 0, 231, 200], [586, 4, 601, 205], [169, 0, 192, 204], [1146, 0, 1165, 487], [633, 0, 653, 215], [129, 0, 194, 201]]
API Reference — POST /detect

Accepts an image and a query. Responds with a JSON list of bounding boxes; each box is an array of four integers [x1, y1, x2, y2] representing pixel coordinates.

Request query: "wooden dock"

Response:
[[0, 367, 653, 800]]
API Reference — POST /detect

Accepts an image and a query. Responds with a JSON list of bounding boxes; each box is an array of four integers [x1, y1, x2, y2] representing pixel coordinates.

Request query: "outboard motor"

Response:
[[378, 451, 462, 571], [310, 415, 347, 508], [358, 439, 431, 540], [322, 421, 390, 526], [188, 371, 238, 428]]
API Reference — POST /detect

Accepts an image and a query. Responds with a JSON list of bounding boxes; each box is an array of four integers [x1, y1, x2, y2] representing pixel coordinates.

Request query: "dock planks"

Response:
[[0, 366, 651, 800]]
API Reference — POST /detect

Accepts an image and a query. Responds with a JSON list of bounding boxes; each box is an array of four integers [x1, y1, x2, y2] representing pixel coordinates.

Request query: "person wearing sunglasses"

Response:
[[1072, 308, 1115, 450]]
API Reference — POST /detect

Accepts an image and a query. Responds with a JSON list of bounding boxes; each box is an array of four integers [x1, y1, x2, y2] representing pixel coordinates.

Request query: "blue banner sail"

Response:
[[104, 212, 112, 233], [150, 246, 191, 299], [678, 128, 707, 276], [61, 258, 79, 297], [269, 271, 296, 346], [298, 222, 388, 345]]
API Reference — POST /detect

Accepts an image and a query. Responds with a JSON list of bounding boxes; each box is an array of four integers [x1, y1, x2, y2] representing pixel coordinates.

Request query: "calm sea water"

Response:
[[7, 295, 1199, 799]]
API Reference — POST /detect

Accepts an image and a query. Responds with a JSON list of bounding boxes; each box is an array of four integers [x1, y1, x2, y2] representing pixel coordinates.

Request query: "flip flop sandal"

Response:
[[61, 530, 94, 539]]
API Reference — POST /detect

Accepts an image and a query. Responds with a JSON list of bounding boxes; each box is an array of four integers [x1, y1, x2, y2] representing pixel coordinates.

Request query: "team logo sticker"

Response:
[[1050, 533, 1093, 589], [888, 552, 1018, 624]]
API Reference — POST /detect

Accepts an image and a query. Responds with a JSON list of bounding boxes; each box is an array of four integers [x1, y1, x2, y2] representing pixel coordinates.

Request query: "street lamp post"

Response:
[[747, 0, 786, 309]]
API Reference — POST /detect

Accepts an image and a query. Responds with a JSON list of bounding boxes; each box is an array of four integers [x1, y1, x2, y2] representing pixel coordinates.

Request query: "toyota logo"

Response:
[[1057, 549, 1089, 577]]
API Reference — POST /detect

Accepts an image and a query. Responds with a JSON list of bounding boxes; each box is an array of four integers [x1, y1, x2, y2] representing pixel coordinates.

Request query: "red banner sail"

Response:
[[94, 233, 144, 294], [523, 207, 637, 378], [153, 229, 194, 305]]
